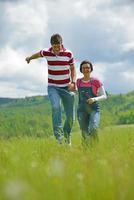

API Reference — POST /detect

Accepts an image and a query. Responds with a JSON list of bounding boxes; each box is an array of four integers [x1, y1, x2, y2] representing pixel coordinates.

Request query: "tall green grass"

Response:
[[0, 125, 134, 200]]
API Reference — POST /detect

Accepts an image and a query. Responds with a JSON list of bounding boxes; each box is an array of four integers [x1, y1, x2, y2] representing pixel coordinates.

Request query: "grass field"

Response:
[[0, 125, 134, 200]]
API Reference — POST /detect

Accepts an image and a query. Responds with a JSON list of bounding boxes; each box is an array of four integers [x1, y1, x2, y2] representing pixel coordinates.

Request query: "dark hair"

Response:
[[80, 60, 93, 73], [50, 34, 63, 45]]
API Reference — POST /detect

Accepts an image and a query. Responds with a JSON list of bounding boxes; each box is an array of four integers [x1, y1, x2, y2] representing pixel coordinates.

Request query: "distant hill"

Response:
[[1, 91, 134, 114], [0, 95, 51, 139], [0, 91, 134, 138], [100, 91, 134, 126], [0, 95, 49, 107], [0, 97, 17, 106]]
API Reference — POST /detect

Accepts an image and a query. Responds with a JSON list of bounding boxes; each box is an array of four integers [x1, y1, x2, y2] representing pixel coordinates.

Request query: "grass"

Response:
[[0, 125, 134, 200]]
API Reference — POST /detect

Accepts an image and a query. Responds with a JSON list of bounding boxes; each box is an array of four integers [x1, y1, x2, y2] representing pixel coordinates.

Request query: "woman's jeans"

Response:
[[48, 86, 75, 141], [77, 109, 100, 140]]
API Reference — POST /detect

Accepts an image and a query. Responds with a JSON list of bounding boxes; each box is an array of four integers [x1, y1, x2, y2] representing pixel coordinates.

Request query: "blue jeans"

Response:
[[48, 86, 75, 140], [77, 109, 100, 139]]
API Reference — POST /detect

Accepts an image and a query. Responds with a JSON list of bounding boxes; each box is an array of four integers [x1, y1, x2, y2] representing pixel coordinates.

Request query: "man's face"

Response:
[[52, 43, 62, 54]]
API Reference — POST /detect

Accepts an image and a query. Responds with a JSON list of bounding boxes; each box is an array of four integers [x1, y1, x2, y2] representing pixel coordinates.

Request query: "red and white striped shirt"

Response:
[[40, 46, 75, 87]]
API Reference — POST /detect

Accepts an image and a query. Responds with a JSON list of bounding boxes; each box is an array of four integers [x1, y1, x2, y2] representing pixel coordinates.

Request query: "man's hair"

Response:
[[80, 60, 93, 73], [50, 34, 63, 45]]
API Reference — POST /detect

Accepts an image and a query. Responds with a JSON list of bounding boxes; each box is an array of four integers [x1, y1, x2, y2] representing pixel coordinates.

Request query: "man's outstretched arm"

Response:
[[25, 52, 41, 64]]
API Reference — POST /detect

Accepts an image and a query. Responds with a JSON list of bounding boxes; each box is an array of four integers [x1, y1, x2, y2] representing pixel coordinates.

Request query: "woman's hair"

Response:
[[80, 60, 93, 73], [50, 34, 63, 45]]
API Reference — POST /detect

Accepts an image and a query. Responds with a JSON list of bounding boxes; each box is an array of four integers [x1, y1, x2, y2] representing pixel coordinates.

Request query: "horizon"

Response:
[[0, 90, 134, 100]]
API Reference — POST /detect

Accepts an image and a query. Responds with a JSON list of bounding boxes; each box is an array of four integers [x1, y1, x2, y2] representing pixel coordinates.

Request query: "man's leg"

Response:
[[47, 86, 63, 143], [60, 89, 75, 144]]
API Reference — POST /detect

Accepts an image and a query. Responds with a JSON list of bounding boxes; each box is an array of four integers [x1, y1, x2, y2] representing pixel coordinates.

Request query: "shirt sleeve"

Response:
[[40, 50, 44, 57], [92, 85, 107, 102], [93, 79, 102, 88], [40, 48, 48, 57], [68, 52, 75, 65], [91, 78, 102, 96]]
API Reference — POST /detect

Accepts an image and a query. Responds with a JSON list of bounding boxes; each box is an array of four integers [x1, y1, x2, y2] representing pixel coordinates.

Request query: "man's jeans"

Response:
[[48, 86, 75, 141]]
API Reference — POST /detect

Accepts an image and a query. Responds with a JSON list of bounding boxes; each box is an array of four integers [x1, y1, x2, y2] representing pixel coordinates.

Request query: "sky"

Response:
[[0, 0, 134, 98]]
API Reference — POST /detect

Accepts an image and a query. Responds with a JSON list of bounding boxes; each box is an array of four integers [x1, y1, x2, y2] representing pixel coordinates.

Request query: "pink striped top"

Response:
[[77, 77, 102, 96], [40, 46, 74, 87]]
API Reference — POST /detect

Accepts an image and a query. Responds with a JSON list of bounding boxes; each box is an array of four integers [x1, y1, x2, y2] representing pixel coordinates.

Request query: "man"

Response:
[[26, 34, 76, 145]]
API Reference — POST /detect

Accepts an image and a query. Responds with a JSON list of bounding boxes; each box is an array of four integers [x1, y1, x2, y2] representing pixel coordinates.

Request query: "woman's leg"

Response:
[[88, 111, 100, 143]]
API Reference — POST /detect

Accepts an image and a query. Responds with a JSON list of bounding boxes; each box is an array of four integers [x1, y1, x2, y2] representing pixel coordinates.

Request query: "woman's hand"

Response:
[[87, 98, 95, 104]]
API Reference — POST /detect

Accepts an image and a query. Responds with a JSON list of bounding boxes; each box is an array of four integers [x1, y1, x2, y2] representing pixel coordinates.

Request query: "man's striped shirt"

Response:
[[40, 46, 75, 87]]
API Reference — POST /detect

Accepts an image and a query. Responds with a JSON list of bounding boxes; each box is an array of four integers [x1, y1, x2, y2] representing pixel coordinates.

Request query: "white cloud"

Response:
[[0, 82, 42, 98], [0, 46, 48, 97], [122, 71, 134, 81], [122, 42, 134, 52], [0, 0, 134, 97], [5, 0, 48, 46], [74, 0, 112, 19], [92, 63, 107, 82]]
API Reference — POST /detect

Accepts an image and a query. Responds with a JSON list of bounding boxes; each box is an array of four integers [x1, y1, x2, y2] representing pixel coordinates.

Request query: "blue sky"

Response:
[[0, 0, 134, 97]]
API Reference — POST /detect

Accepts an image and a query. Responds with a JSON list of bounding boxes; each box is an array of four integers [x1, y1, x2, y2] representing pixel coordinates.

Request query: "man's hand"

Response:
[[68, 82, 76, 91], [25, 52, 41, 64], [87, 98, 95, 104], [25, 57, 31, 64]]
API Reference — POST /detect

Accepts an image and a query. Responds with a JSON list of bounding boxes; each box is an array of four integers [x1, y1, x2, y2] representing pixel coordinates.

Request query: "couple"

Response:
[[26, 34, 107, 146]]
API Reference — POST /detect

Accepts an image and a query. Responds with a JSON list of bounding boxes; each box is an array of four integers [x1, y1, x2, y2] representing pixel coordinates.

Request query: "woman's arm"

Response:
[[87, 85, 107, 104], [93, 85, 107, 101]]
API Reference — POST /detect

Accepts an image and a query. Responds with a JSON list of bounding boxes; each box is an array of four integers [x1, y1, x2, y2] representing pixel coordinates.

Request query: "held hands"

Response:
[[25, 57, 31, 64], [87, 98, 95, 104], [68, 82, 76, 91]]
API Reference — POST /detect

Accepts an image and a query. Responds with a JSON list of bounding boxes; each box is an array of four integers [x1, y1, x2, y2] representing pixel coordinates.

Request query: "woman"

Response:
[[77, 60, 107, 146]]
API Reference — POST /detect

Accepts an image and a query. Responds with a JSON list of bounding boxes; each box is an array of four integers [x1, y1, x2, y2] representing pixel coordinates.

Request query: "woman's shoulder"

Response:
[[91, 77, 101, 81], [91, 77, 103, 87], [76, 78, 82, 85]]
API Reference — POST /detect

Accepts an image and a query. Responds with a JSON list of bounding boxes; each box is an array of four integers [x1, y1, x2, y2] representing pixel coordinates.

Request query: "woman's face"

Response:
[[81, 63, 92, 74]]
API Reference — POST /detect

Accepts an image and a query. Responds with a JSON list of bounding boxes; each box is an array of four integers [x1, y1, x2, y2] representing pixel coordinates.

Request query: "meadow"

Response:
[[0, 93, 134, 200], [0, 125, 134, 200]]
